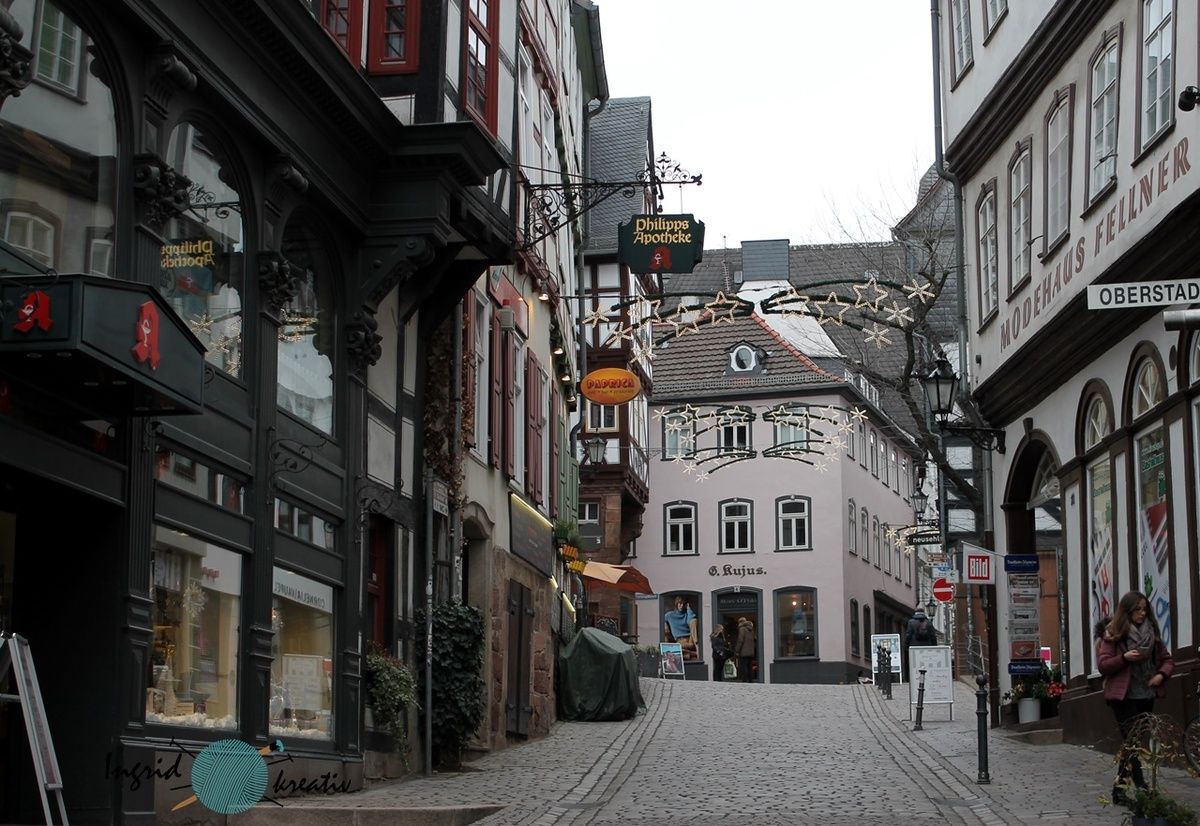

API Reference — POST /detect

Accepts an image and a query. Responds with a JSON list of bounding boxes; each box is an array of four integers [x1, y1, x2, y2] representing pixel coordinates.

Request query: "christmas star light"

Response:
[[189, 313, 216, 337], [850, 406, 868, 423], [903, 276, 936, 303], [813, 459, 830, 474], [884, 300, 914, 327], [815, 293, 850, 326], [582, 304, 609, 328], [864, 322, 891, 349], [705, 291, 741, 325]]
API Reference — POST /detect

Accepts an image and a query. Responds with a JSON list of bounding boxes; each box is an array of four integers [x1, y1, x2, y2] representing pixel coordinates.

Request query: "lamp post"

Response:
[[918, 356, 1005, 453], [911, 486, 929, 522], [584, 436, 606, 465]]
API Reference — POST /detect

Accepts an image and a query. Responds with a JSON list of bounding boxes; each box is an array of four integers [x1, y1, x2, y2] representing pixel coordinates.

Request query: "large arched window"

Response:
[[277, 217, 336, 434], [1130, 355, 1171, 645], [1191, 335, 1200, 386], [0, 2, 116, 273], [158, 122, 245, 377], [1084, 394, 1111, 450]]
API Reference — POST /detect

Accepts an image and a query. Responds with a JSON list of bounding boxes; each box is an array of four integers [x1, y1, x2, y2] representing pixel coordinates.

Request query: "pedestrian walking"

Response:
[[903, 604, 937, 681], [710, 624, 730, 681], [735, 617, 756, 683], [1096, 591, 1173, 803]]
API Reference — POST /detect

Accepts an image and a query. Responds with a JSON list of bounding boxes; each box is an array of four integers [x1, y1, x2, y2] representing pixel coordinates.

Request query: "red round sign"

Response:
[[932, 578, 954, 602]]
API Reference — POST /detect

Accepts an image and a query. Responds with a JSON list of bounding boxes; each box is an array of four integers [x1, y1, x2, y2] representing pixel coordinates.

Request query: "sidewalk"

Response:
[[860, 675, 1200, 824]]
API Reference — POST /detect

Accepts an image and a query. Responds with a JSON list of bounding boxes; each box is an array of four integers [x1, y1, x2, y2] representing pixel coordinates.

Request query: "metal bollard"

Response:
[[913, 668, 927, 731], [881, 645, 893, 700], [875, 645, 885, 691], [975, 672, 991, 784]]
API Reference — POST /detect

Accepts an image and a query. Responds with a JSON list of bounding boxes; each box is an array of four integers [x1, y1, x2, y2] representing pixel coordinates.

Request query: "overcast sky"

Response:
[[596, 1, 936, 249]]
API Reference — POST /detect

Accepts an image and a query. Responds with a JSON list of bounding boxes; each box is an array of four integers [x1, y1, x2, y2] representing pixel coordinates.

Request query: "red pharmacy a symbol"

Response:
[[648, 246, 673, 271], [131, 301, 161, 370], [13, 290, 52, 333]]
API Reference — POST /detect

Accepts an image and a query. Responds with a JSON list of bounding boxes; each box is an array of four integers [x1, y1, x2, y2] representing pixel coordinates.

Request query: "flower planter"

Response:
[[1017, 697, 1041, 724]]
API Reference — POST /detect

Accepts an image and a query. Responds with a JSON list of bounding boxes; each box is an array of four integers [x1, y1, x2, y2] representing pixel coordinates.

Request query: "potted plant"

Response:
[[1108, 713, 1198, 826], [364, 644, 419, 767], [1042, 670, 1066, 719], [1004, 677, 1047, 724]]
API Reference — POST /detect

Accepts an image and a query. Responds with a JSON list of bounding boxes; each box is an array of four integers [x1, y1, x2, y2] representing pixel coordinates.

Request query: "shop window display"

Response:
[[270, 567, 335, 739], [777, 589, 816, 658], [148, 526, 242, 728]]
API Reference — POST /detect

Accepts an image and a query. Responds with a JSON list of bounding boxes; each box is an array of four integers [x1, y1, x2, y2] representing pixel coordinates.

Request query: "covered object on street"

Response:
[[557, 627, 645, 721]]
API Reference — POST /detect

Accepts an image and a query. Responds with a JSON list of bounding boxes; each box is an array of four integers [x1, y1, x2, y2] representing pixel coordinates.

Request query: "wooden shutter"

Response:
[[548, 378, 560, 519], [463, 298, 476, 449], [525, 350, 537, 500], [489, 307, 502, 468], [503, 331, 515, 479]]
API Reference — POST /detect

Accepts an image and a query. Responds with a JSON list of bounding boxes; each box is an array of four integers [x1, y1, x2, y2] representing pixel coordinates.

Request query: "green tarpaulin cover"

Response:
[[557, 627, 645, 721]]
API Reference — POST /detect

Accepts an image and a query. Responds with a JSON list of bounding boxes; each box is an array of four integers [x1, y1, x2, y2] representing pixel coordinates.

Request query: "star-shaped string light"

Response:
[[189, 313, 216, 337], [814, 293, 850, 326], [903, 276, 936, 304], [850, 406, 868, 423], [851, 276, 890, 312], [864, 322, 891, 349], [582, 304, 609, 329], [705, 291, 741, 325], [884, 300, 914, 327]]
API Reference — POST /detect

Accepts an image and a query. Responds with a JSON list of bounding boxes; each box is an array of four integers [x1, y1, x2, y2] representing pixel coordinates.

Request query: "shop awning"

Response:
[[580, 561, 653, 594]]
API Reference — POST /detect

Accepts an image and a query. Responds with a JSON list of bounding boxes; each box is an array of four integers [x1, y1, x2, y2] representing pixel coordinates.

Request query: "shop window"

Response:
[[719, 499, 752, 553], [149, 526, 242, 729], [776, 496, 810, 551], [34, 1, 83, 95], [1132, 358, 1165, 417], [270, 567, 335, 740], [155, 449, 247, 513], [275, 498, 336, 551], [1084, 394, 1111, 450], [368, 0, 419, 73], [664, 501, 696, 555], [0, 4, 115, 275], [850, 599, 860, 656], [160, 123, 246, 379], [776, 588, 816, 658], [1087, 455, 1114, 662], [278, 217, 336, 434], [1192, 336, 1200, 386], [660, 591, 701, 660]]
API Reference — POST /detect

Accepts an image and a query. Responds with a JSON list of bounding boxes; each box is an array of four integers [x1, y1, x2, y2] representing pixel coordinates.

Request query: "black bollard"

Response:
[[975, 672, 991, 784], [882, 645, 893, 700], [875, 645, 885, 691], [913, 668, 927, 731]]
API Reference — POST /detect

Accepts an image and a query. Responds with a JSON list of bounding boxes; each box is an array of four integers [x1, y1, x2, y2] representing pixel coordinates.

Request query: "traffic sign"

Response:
[[932, 564, 959, 583], [932, 578, 955, 603]]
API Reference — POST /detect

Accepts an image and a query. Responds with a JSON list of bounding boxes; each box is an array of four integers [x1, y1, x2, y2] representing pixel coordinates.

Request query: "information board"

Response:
[[659, 642, 685, 679], [908, 645, 954, 719], [870, 633, 902, 684]]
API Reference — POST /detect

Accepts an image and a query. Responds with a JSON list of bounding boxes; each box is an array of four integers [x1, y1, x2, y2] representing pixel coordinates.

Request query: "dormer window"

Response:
[[728, 343, 765, 374]]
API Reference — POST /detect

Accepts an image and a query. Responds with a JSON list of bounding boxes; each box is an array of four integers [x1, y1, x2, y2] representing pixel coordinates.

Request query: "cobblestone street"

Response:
[[235, 677, 1200, 826]]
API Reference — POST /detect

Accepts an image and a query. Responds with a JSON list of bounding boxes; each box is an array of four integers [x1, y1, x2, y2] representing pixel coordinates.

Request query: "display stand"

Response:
[[907, 645, 954, 721], [658, 642, 686, 679], [0, 634, 69, 824]]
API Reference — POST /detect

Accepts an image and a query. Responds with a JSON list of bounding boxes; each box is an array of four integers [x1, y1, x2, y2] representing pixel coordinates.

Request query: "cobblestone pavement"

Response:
[[249, 677, 1200, 826]]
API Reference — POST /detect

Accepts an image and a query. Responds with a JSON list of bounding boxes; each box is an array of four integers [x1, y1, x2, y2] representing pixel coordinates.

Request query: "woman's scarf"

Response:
[[1127, 617, 1155, 655]]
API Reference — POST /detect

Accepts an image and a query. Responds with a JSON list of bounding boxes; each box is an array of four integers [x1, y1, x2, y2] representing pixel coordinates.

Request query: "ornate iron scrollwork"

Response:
[[268, 427, 329, 488], [0, 9, 32, 111], [185, 182, 240, 224], [257, 251, 298, 315], [521, 152, 701, 251], [133, 154, 192, 230], [345, 308, 382, 375], [355, 478, 396, 531]]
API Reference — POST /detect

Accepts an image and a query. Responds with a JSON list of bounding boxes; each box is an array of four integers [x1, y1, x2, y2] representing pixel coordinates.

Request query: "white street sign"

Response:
[[1087, 279, 1200, 309], [933, 564, 959, 583]]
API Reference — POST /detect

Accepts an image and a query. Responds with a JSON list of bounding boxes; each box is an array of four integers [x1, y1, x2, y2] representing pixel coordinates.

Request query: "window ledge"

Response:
[[1006, 274, 1031, 303], [1081, 178, 1118, 219], [662, 551, 700, 558], [976, 307, 999, 334], [1134, 122, 1176, 167], [1039, 231, 1071, 264]]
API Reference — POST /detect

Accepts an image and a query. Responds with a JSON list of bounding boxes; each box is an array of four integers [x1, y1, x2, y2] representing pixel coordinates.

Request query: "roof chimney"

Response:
[[740, 239, 790, 283]]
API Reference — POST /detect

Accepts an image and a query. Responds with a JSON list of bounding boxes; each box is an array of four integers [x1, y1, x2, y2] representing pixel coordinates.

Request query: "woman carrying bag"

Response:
[[710, 624, 731, 681], [1096, 590, 1174, 802]]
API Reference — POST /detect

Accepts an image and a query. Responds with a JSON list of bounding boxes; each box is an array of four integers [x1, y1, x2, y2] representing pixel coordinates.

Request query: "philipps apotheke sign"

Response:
[[580, 367, 641, 405], [617, 214, 705, 274]]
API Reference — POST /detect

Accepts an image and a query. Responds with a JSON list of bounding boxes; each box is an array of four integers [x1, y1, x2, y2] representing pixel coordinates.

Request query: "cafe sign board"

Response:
[[580, 367, 641, 405], [617, 214, 705, 274]]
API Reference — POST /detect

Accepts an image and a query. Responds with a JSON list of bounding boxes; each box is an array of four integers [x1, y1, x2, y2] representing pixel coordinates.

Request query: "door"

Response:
[[505, 580, 533, 736]]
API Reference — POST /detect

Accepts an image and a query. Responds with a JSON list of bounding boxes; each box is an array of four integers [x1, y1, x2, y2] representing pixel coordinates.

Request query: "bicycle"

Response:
[[1183, 683, 1200, 775]]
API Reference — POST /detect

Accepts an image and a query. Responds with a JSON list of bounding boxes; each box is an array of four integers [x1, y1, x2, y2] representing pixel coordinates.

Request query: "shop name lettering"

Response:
[[1000, 136, 1190, 354], [584, 376, 636, 391], [708, 564, 765, 577], [103, 753, 352, 796], [161, 239, 216, 269], [632, 216, 694, 245], [274, 582, 328, 610]]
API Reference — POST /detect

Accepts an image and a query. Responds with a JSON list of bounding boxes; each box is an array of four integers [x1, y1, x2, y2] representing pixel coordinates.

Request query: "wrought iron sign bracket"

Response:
[[520, 152, 700, 251], [937, 421, 1006, 454]]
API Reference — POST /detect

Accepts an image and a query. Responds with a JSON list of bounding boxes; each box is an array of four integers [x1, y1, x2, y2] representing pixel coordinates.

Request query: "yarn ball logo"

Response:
[[173, 739, 285, 815]]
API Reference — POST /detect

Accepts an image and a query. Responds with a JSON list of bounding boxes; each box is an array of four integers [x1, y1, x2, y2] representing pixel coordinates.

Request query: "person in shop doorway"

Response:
[[710, 623, 731, 681], [1097, 591, 1173, 805], [735, 617, 756, 683]]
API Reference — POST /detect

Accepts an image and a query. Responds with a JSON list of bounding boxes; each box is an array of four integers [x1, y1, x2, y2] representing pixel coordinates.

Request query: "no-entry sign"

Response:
[[932, 578, 954, 603]]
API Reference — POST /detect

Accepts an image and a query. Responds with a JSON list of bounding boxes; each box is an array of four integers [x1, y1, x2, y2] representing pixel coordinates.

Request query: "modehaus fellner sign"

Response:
[[1087, 278, 1200, 310], [617, 214, 705, 274]]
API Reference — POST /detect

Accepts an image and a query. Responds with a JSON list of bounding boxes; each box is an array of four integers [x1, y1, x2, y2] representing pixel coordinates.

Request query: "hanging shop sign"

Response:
[[617, 214, 705, 274], [580, 367, 641, 405], [510, 494, 554, 577], [0, 274, 205, 417]]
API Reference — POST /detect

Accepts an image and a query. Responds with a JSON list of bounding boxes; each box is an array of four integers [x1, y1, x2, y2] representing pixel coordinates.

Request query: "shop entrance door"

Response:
[[715, 589, 761, 683], [0, 465, 122, 823]]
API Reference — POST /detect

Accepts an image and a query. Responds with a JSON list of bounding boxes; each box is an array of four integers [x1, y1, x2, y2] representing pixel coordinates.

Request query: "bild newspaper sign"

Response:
[[962, 542, 995, 585]]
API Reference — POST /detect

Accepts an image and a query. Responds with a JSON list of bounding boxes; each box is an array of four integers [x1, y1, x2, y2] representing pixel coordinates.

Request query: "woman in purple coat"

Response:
[[1096, 590, 1174, 801]]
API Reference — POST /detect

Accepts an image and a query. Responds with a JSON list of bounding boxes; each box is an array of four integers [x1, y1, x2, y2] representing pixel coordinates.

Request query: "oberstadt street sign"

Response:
[[1087, 278, 1200, 309]]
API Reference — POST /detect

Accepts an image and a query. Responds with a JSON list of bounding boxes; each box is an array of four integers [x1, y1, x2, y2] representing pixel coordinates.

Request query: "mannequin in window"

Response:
[[663, 595, 698, 660]]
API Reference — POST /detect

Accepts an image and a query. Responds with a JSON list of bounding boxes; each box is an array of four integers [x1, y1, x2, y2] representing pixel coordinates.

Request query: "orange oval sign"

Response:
[[580, 368, 642, 405]]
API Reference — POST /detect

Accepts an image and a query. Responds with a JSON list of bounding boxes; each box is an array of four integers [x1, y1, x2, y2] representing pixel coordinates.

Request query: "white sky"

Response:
[[596, 1, 936, 247]]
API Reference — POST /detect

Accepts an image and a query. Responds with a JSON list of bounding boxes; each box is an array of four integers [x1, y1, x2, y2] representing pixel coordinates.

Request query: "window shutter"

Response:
[[525, 350, 537, 499], [463, 298, 476, 449], [549, 378, 560, 519], [489, 308, 502, 469], [503, 332, 515, 479]]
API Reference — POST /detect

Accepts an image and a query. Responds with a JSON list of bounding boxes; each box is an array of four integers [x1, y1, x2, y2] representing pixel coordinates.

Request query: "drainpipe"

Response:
[[451, 300, 463, 602]]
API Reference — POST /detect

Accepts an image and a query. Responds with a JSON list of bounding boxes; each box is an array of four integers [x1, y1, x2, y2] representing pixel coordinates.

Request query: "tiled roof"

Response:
[[650, 313, 839, 400], [584, 97, 651, 255]]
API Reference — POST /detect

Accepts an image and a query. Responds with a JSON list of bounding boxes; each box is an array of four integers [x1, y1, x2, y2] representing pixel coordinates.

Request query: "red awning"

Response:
[[580, 561, 653, 594]]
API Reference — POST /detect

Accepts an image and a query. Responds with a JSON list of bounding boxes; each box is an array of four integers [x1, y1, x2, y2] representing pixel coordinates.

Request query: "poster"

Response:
[[282, 654, 325, 711], [908, 645, 954, 711], [1136, 428, 1170, 649], [1088, 461, 1114, 649], [1008, 570, 1040, 660], [870, 633, 902, 683], [659, 642, 685, 678]]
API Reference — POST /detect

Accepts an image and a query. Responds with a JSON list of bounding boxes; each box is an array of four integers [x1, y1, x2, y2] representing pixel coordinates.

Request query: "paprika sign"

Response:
[[617, 214, 705, 274], [580, 367, 641, 405]]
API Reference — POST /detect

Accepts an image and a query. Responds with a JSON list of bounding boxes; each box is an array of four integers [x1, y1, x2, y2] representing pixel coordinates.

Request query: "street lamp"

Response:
[[918, 356, 1006, 453], [926, 596, 937, 618], [584, 437, 606, 465], [911, 486, 929, 521]]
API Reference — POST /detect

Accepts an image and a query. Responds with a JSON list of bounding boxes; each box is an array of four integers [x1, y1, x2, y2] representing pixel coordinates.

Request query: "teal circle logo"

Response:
[[191, 739, 268, 814]]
